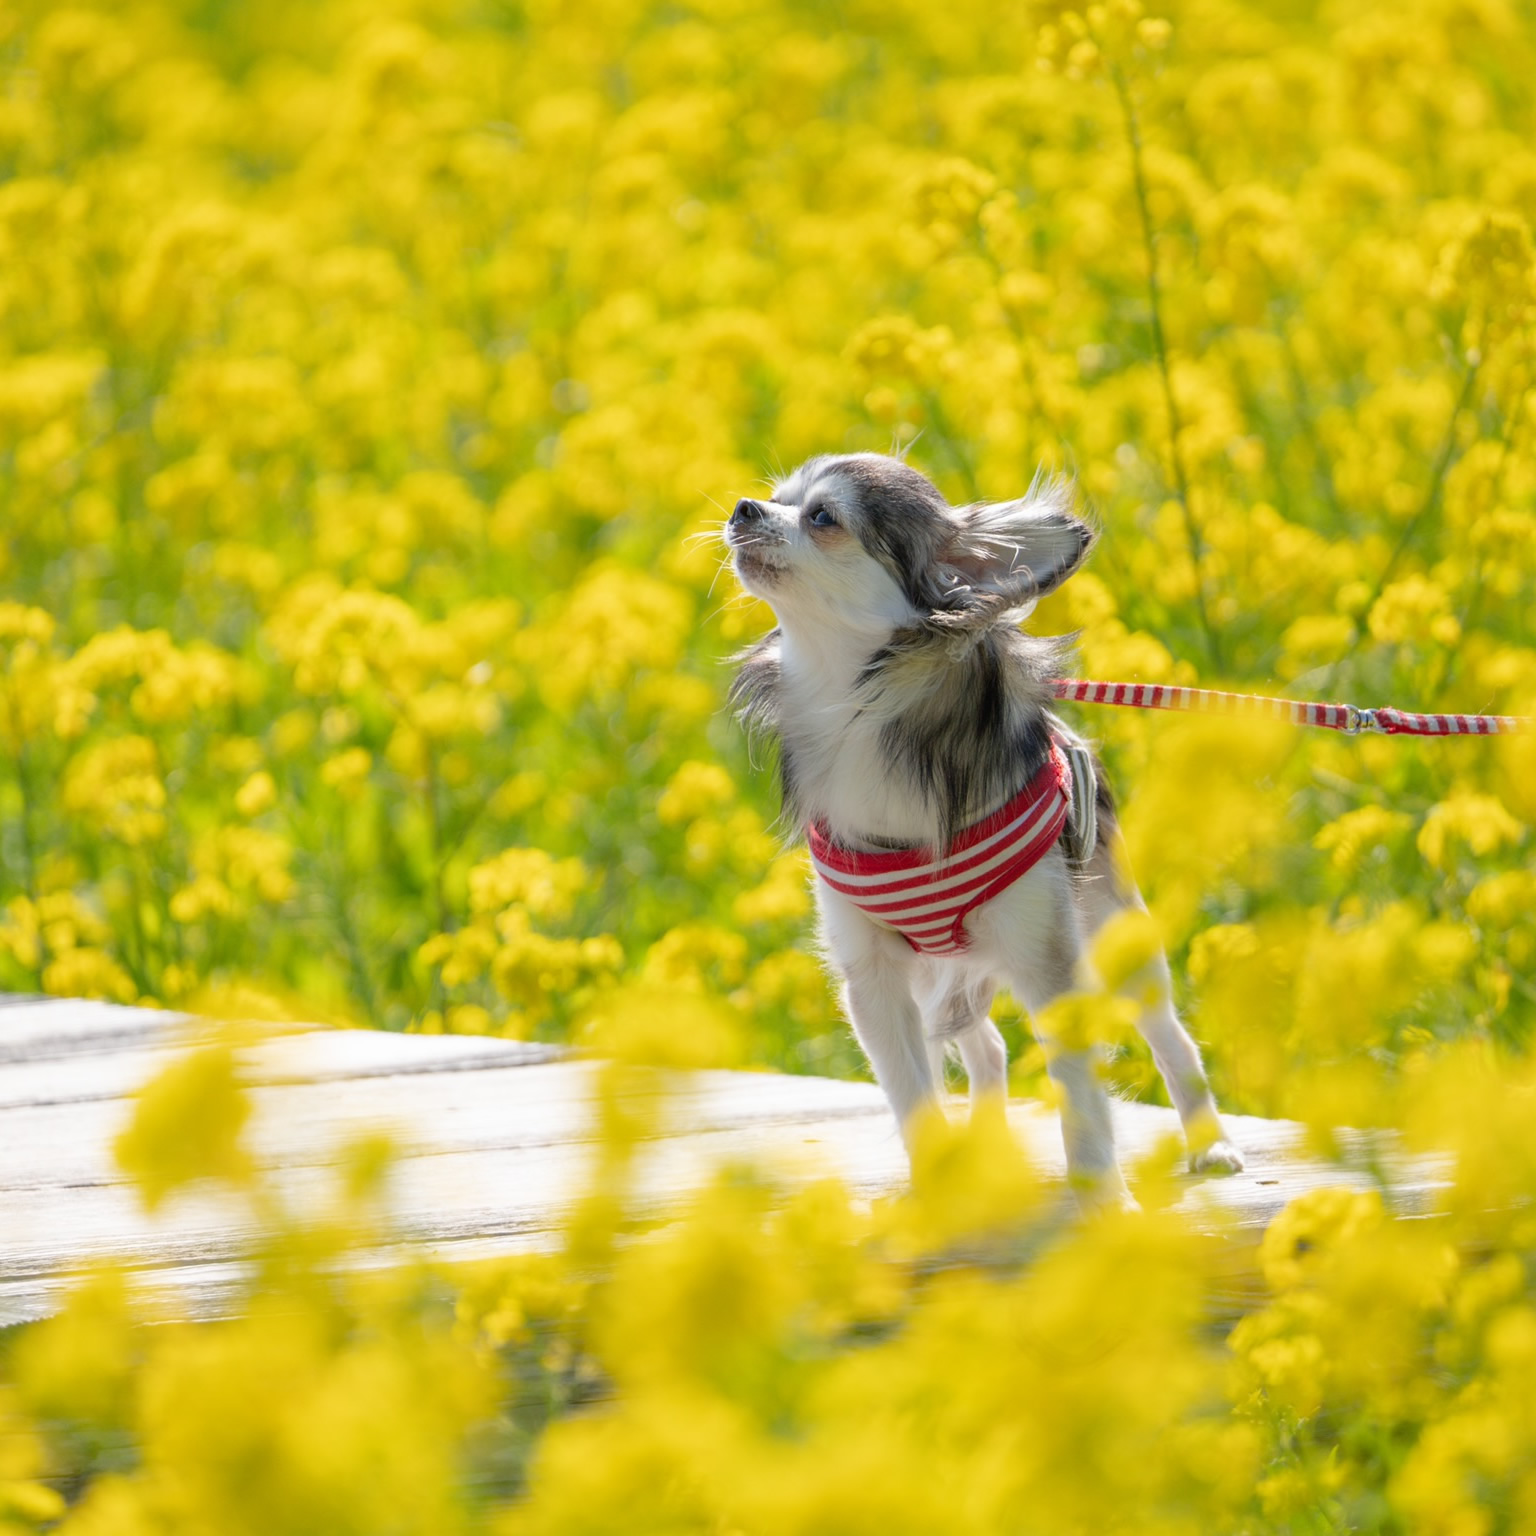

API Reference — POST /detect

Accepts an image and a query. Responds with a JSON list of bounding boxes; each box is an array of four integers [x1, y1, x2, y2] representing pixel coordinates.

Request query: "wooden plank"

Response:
[[0, 997, 185, 1065], [2, 1061, 890, 1189], [0, 998, 1449, 1327], [0, 1026, 564, 1111]]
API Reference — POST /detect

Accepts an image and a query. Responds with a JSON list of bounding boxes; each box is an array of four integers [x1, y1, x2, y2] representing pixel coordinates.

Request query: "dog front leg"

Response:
[[1003, 881, 1134, 1210], [841, 954, 937, 1154], [819, 890, 937, 1155], [1123, 950, 1244, 1174]]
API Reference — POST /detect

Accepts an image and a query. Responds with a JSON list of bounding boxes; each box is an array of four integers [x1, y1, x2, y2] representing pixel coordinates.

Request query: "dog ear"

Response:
[[932, 478, 1094, 625]]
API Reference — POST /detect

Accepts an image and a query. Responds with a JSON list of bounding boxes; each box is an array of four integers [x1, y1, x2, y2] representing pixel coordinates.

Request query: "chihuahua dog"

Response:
[[725, 452, 1243, 1206]]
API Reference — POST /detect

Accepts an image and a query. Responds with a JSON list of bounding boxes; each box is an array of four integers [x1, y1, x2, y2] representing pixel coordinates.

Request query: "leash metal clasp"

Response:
[[1343, 706, 1380, 735]]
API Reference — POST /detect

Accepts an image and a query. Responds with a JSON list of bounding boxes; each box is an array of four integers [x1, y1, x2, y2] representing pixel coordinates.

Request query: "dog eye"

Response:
[[805, 504, 838, 528]]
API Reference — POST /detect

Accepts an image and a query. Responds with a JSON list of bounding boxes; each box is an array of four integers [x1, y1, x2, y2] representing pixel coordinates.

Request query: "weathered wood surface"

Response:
[[0, 996, 1445, 1326]]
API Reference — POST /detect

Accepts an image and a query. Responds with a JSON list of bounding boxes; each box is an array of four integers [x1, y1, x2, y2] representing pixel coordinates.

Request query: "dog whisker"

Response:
[[705, 553, 735, 599], [702, 588, 762, 625]]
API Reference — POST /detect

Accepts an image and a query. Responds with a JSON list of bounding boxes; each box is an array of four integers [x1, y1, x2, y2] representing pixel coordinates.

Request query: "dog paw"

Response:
[[1074, 1180, 1142, 1216], [1189, 1139, 1245, 1176]]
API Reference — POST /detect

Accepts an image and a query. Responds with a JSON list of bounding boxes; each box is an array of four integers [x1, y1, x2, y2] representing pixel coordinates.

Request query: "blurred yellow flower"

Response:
[[1313, 804, 1412, 873], [733, 851, 812, 925], [233, 769, 277, 818], [657, 760, 736, 826], [113, 1045, 253, 1210], [62, 736, 167, 845], [1368, 576, 1462, 648], [1417, 788, 1525, 869], [469, 848, 588, 922]]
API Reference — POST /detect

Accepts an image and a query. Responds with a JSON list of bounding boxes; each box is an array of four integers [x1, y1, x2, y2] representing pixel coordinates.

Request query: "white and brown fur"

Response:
[[725, 452, 1243, 1207]]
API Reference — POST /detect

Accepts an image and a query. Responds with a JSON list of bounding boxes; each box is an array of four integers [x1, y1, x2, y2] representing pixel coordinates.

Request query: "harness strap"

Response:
[[1047, 711, 1098, 865], [807, 741, 1073, 955]]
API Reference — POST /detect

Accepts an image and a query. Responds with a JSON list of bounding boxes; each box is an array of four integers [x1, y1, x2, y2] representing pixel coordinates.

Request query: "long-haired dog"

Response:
[[725, 452, 1243, 1207]]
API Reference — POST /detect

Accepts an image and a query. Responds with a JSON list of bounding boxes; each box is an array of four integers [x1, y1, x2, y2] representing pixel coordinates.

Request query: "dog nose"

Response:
[[730, 498, 765, 525]]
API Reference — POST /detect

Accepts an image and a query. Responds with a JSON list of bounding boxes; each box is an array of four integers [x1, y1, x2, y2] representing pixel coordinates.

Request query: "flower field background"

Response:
[[3, 0, 1536, 1529]]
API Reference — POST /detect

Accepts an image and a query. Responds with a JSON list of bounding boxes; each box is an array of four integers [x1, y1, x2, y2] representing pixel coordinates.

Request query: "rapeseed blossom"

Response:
[[2, 0, 1536, 1528]]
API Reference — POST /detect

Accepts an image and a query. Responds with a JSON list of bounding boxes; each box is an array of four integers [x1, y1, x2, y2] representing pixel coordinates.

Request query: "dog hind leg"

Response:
[[939, 981, 1008, 1110], [955, 1016, 1008, 1109], [1001, 867, 1135, 1209], [1074, 833, 1245, 1175]]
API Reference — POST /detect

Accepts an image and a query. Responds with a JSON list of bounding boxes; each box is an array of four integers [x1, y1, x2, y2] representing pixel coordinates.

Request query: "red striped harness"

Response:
[[806, 740, 1074, 956]]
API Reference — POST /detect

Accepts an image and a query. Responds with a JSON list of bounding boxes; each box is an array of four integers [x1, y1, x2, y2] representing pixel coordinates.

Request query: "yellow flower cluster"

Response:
[[2, 0, 1536, 1526], [1, 0, 1529, 1060], [16, 1038, 1536, 1535]]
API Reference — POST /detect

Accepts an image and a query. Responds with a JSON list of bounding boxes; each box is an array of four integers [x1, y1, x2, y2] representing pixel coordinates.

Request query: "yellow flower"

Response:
[[233, 769, 277, 817], [1186, 922, 1261, 985], [0, 350, 103, 434], [1467, 870, 1536, 931], [1368, 576, 1461, 648], [746, 947, 837, 1031], [42, 946, 137, 1004], [1418, 789, 1525, 869], [62, 736, 167, 845], [1258, 1187, 1385, 1293], [169, 874, 235, 923], [0, 601, 54, 646], [1088, 907, 1163, 993], [521, 565, 694, 710], [733, 851, 812, 925], [910, 156, 997, 247], [418, 925, 499, 989], [1034, 989, 1140, 1053], [468, 847, 588, 922], [113, 1045, 252, 1210], [1414, 920, 1476, 983], [1313, 804, 1412, 873], [1078, 620, 1183, 684], [578, 984, 744, 1069], [1279, 613, 1356, 679], [657, 760, 736, 826], [407, 682, 500, 740], [320, 745, 373, 797], [846, 316, 957, 385], [1432, 207, 1536, 346], [641, 923, 748, 994], [490, 911, 621, 1017]]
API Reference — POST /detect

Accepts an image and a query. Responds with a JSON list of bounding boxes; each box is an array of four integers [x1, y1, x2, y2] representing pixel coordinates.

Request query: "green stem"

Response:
[[329, 830, 383, 1025], [1275, 310, 1344, 525], [121, 856, 156, 998], [975, 235, 1062, 475], [920, 389, 983, 501], [1314, 347, 1482, 701], [1369, 349, 1482, 606], [1438, 374, 1529, 692], [423, 744, 451, 941], [1224, 340, 1298, 526], [1108, 60, 1223, 672], [9, 726, 48, 987]]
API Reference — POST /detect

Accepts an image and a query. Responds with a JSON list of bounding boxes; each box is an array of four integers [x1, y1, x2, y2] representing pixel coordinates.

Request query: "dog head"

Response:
[[725, 452, 1094, 638]]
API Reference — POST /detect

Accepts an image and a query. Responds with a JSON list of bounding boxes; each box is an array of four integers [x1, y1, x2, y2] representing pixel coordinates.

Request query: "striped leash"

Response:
[[1051, 679, 1529, 737]]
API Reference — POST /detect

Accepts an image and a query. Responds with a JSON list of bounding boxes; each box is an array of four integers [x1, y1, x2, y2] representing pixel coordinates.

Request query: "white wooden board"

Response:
[[0, 996, 1446, 1326]]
